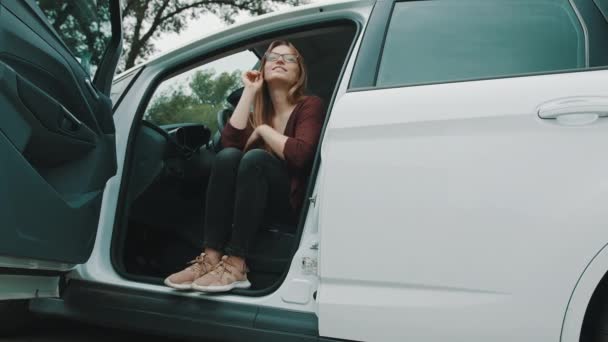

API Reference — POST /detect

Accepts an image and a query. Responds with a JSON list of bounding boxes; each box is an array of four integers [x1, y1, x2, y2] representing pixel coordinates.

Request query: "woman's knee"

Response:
[[238, 149, 273, 175], [213, 147, 243, 170]]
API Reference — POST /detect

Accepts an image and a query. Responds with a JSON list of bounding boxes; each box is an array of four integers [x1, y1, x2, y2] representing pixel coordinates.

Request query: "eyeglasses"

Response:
[[265, 52, 299, 63]]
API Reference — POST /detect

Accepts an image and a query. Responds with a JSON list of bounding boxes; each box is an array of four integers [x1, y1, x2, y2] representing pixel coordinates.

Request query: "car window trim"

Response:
[[347, 65, 608, 93], [348, 0, 394, 89], [349, 0, 594, 92], [94, 0, 124, 96], [569, 0, 590, 67], [112, 66, 145, 113]]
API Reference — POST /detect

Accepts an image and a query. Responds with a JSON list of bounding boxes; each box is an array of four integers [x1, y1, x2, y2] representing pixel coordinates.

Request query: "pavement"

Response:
[[0, 316, 189, 342]]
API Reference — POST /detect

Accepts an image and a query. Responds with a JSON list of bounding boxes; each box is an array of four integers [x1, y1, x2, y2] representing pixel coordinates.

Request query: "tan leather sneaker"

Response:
[[191, 255, 251, 293], [164, 253, 217, 290]]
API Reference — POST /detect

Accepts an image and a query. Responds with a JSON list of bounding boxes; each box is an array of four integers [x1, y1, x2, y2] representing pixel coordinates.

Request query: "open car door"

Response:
[[0, 0, 122, 299]]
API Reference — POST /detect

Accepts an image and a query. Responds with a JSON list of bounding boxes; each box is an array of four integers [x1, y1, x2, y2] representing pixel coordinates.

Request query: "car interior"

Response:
[[114, 21, 358, 293]]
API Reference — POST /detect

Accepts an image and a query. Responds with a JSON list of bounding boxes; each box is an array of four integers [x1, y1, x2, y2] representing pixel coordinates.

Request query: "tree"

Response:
[[36, 0, 306, 74], [145, 69, 242, 132], [190, 69, 241, 105], [121, 0, 306, 70], [36, 0, 112, 76]]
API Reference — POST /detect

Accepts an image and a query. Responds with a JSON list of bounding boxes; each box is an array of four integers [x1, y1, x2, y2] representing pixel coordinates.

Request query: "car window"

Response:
[[35, 0, 113, 80], [377, 0, 586, 88], [144, 50, 258, 133], [582, 0, 608, 67]]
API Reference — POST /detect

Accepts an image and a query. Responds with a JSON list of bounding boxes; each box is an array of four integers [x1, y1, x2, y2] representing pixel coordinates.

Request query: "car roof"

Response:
[[115, 0, 370, 78]]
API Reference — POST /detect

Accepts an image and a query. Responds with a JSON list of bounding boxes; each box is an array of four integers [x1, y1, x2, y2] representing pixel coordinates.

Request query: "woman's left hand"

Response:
[[252, 124, 288, 159], [244, 125, 264, 150]]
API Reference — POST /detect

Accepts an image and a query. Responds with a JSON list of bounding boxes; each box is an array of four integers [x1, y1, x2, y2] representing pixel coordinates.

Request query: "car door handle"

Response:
[[538, 97, 608, 121], [59, 105, 83, 132]]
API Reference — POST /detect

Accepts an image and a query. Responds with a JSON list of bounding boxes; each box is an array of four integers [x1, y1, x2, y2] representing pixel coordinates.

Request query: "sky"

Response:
[[149, 3, 310, 83], [153, 2, 324, 54], [154, 12, 253, 54]]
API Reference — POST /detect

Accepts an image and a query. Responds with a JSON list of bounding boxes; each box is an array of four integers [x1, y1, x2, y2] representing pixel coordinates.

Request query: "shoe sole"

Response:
[[191, 280, 251, 293], [164, 278, 193, 290]]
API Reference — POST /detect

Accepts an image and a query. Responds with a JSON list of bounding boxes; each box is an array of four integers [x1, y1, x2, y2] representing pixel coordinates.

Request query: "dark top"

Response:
[[221, 96, 325, 216]]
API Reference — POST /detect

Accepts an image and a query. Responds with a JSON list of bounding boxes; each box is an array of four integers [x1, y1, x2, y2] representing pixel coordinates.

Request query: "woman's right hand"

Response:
[[229, 71, 262, 130], [242, 70, 263, 93]]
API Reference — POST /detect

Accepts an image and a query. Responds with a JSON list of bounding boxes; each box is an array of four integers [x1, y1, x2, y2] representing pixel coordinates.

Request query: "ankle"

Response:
[[203, 248, 222, 264], [225, 255, 247, 272]]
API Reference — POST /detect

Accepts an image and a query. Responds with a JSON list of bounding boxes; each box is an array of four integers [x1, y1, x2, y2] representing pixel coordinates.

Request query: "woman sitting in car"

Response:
[[165, 40, 325, 292]]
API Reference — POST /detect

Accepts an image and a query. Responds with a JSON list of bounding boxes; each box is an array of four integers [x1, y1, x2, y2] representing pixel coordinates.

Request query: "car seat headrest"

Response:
[[227, 87, 243, 108]]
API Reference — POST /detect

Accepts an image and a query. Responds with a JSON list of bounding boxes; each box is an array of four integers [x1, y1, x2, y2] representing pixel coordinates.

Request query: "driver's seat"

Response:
[[210, 108, 233, 152]]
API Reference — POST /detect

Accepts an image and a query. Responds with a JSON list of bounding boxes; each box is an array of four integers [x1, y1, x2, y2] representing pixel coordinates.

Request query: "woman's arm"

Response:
[[281, 97, 324, 169], [256, 97, 324, 167], [229, 70, 262, 128], [221, 71, 263, 149], [229, 88, 257, 129], [255, 124, 288, 159]]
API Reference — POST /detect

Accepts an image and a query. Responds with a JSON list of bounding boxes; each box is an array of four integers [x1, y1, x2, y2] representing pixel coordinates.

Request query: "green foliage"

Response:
[[190, 69, 241, 105], [120, 0, 307, 70], [36, 0, 112, 77], [37, 0, 307, 74], [145, 69, 242, 132]]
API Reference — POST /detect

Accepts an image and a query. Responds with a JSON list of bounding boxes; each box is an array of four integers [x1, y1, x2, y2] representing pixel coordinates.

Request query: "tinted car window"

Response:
[[36, 0, 112, 79], [577, 0, 608, 67], [377, 0, 585, 87]]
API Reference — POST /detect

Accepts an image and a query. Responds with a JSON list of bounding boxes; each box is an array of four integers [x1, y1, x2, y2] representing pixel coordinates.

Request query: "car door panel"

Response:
[[318, 70, 608, 342], [0, 2, 103, 133], [0, 0, 121, 266]]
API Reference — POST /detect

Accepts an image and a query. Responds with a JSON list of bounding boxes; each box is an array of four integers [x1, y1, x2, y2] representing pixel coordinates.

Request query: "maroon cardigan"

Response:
[[221, 96, 325, 215]]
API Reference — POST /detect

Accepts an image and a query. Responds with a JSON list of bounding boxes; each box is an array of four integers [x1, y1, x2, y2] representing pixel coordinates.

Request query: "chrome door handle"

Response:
[[538, 97, 608, 119]]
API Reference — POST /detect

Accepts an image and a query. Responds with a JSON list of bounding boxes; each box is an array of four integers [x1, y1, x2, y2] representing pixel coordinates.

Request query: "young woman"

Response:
[[164, 40, 325, 292]]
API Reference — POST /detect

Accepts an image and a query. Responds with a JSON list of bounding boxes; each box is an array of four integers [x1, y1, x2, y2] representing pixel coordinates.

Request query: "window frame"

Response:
[[112, 66, 145, 112], [594, 0, 608, 23], [32, 0, 122, 95], [348, 0, 608, 92]]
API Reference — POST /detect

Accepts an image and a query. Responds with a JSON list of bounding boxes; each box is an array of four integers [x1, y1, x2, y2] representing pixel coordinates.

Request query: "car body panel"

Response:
[[317, 69, 608, 341]]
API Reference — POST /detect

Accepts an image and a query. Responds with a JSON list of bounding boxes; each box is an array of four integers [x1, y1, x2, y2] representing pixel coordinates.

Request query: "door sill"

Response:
[[30, 279, 319, 342]]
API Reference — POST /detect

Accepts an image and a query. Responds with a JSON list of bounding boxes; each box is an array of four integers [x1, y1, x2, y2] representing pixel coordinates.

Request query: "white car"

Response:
[[2, 0, 608, 341]]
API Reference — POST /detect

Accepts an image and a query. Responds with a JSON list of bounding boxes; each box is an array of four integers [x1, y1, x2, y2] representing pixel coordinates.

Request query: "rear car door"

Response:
[[317, 0, 608, 341], [0, 0, 122, 298]]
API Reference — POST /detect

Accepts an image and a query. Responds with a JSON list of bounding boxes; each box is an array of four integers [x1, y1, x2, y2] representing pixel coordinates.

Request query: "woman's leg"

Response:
[[165, 147, 243, 289], [202, 147, 244, 254], [192, 149, 292, 292], [226, 148, 293, 259]]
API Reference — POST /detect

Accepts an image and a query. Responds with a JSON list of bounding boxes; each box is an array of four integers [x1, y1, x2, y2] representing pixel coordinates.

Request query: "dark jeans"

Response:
[[202, 147, 293, 258]]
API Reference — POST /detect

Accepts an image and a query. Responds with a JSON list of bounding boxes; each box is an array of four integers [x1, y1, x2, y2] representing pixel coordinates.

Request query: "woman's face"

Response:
[[263, 45, 300, 88]]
